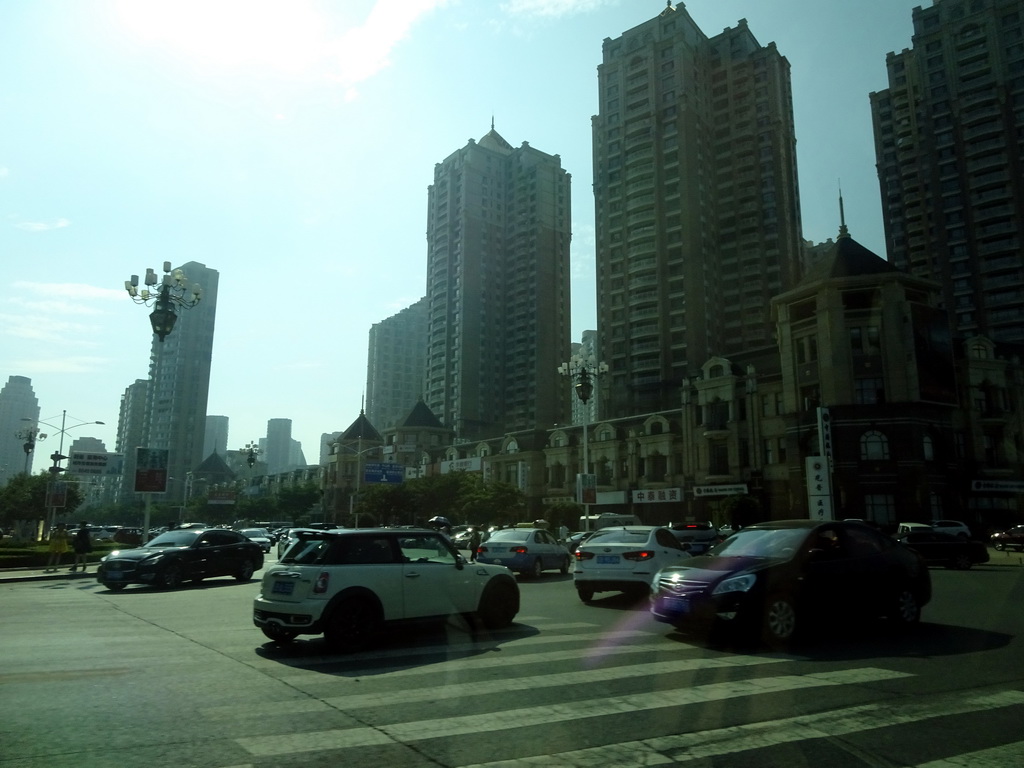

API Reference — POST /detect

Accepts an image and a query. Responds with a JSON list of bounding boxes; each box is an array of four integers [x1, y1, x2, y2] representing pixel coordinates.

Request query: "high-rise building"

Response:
[[870, 0, 1024, 344], [424, 125, 572, 440], [140, 261, 219, 504], [265, 418, 293, 475], [204, 415, 229, 459], [115, 379, 148, 502], [593, 5, 803, 418], [366, 298, 428, 432], [0, 375, 40, 484]]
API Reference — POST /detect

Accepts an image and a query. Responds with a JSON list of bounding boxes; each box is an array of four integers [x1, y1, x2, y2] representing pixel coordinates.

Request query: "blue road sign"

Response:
[[363, 462, 405, 484]]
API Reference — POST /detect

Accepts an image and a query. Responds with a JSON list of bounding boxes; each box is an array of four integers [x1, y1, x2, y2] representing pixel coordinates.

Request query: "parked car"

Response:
[[669, 522, 723, 555], [238, 527, 273, 554], [896, 521, 934, 536], [897, 530, 989, 569], [564, 530, 600, 555], [474, 527, 571, 577], [574, 525, 691, 601], [991, 525, 1024, 551], [930, 519, 971, 539], [650, 520, 931, 648], [253, 527, 520, 650], [97, 528, 264, 591]]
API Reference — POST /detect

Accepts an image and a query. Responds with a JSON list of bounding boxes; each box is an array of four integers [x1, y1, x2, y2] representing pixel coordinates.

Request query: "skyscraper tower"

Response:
[[141, 261, 219, 503], [366, 298, 428, 432], [870, 0, 1024, 344], [0, 375, 40, 484], [424, 125, 572, 439], [593, 5, 803, 418], [265, 418, 293, 475]]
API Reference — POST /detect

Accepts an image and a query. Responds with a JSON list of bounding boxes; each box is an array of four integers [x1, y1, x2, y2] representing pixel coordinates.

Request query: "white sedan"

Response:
[[574, 525, 691, 602]]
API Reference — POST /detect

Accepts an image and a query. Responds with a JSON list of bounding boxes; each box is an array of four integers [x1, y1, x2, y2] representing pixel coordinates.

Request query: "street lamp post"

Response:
[[14, 425, 46, 475], [23, 411, 105, 533], [329, 438, 379, 527], [124, 262, 202, 342], [558, 354, 608, 532]]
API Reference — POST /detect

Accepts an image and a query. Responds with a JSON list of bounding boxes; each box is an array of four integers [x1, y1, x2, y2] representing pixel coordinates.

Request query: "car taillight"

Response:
[[313, 571, 330, 594], [477, 546, 489, 553], [575, 550, 595, 560], [510, 546, 528, 554], [623, 550, 655, 561]]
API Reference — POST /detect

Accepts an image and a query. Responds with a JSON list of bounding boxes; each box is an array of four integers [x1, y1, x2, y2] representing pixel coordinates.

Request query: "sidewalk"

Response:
[[0, 565, 98, 583]]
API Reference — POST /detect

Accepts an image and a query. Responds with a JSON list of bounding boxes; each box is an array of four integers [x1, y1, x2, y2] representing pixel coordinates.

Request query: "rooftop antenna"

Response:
[[838, 180, 849, 238]]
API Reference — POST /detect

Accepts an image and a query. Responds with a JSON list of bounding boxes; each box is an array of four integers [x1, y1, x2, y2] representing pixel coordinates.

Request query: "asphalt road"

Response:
[[1, 550, 1023, 767]]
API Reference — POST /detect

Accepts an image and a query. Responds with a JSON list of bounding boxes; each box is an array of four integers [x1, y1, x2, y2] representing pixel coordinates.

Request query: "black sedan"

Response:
[[97, 528, 264, 591], [650, 520, 931, 648], [897, 530, 990, 569]]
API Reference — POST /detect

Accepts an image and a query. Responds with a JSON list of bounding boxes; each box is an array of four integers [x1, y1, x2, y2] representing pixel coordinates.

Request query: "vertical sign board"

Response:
[[576, 473, 597, 504], [805, 457, 834, 521], [816, 406, 834, 470], [45, 481, 68, 508], [134, 448, 169, 493]]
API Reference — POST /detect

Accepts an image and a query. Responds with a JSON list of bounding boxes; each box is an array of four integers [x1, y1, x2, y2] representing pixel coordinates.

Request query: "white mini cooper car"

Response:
[[253, 527, 520, 651]]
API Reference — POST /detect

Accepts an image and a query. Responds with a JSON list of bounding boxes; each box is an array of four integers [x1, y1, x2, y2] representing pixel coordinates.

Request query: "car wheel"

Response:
[[559, 556, 570, 575], [103, 582, 126, 592], [159, 563, 184, 589], [890, 586, 922, 627], [478, 580, 518, 629], [761, 594, 797, 648], [993, 541, 1005, 551], [234, 559, 255, 581], [577, 585, 594, 603], [530, 559, 543, 579], [261, 625, 299, 643], [324, 596, 381, 653], [950, 554, 973, 570]]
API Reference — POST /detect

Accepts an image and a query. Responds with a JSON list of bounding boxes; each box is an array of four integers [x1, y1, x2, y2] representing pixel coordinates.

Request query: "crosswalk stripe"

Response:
[[324, 654, 789, 710], [236, 667, 910, 757], [916, 740, 1024, 767], [458, 689, 1024, 767]]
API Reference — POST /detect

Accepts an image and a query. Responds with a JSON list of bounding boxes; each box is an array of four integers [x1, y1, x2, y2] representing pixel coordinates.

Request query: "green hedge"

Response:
[[0, 541, 120, 569]]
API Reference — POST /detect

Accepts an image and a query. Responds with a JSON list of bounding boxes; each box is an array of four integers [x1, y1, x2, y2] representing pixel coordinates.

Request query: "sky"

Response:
[[2, 0, 930, 472]]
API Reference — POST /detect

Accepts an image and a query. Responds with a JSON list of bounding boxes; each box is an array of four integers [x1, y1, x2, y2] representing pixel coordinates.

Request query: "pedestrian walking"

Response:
[[468, 526, 482, 562], [70, 521, 93, 573], [45, 523, 69, 572]]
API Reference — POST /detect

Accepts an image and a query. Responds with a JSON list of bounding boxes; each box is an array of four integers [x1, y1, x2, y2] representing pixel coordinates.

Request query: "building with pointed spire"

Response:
[[593, 4, 803, 418], [424, 124, 572, 440], [322, 409, 384, 524]]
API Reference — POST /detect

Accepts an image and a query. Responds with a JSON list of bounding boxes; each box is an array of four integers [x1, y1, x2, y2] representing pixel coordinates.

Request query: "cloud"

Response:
[[14, 282, 125, 303], [15, 218, 71, 232], [5, 353, 113, 375], [500, 0, 613, 18]]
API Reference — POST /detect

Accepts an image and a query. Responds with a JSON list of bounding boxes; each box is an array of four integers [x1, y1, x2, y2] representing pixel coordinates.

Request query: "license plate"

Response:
[[667, 596, 690, 613], [105, 572, 124, 581], [271, 580, 294, 595], [597, 555, 620, 564]]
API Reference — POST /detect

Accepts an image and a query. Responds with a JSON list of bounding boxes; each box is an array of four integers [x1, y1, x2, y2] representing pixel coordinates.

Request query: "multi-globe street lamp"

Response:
[[558, 354, 608, 531], [22, 411, 105, 531], [124, 262, 202, 341], [14, 425, 45, 475]]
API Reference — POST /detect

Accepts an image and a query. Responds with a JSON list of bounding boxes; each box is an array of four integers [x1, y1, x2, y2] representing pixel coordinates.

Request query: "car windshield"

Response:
[[486, 529, 531, 543], [709, 527, 810, 559], [239, 529, 267, 537], [585, 529, 651, 545], [145, 531, 201, 548]]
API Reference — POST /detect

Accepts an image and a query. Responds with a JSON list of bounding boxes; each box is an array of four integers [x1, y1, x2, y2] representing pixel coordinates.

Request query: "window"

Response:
[[864, 494, 896, 525], [860, 430, 890, 460], [855, 377, 885, 405]]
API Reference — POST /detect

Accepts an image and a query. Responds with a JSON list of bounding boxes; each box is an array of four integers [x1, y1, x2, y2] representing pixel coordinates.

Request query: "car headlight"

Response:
[[712, 573, 756, 595]]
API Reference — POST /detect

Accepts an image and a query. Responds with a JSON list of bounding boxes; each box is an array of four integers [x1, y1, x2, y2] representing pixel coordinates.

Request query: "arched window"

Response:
[[860, 430, 890, 461], [505, 439, 519, 454], [923, 434, 935, 461]]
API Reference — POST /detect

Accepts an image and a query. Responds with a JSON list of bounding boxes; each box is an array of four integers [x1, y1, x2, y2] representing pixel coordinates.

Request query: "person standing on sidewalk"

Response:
[[70, 522, 92, 573], [45, 523, 69, 572]]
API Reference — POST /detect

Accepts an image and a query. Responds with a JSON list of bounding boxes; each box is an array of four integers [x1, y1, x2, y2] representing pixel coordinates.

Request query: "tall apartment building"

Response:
[[366, 298, 428, 432], [0, 375, 41, 484], [424, 126, 572, 439], [593, 6, 803, 418], [203, 415, 229, 459], [114, 379, 148, 502], [870, 0, 1024, 344], [140, 261, 219, 504]]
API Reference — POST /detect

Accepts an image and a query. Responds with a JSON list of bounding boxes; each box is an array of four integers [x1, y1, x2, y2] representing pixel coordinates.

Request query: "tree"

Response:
[[0, 473, 84, 531]]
